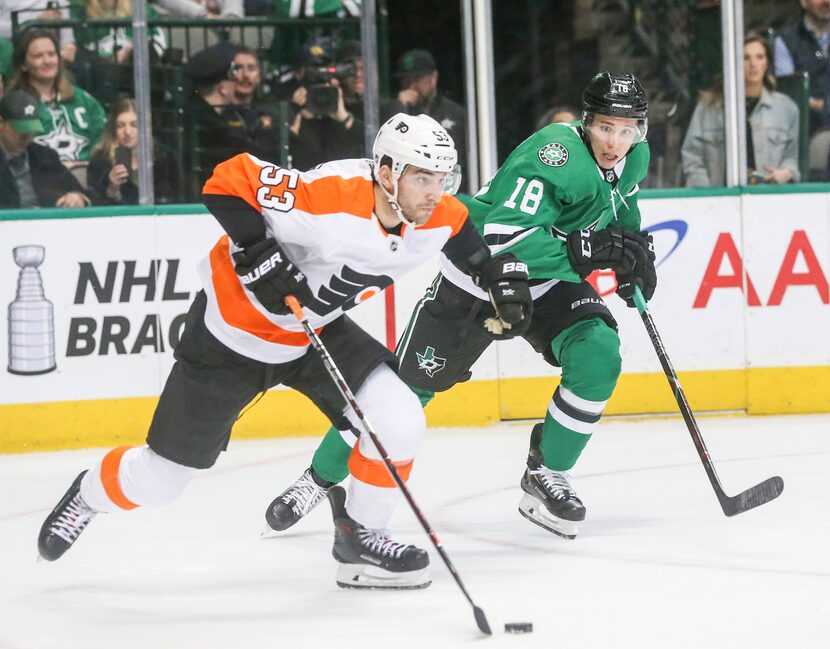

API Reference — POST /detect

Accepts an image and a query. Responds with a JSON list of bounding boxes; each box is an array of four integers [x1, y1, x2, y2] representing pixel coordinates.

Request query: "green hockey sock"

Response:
[[540, 317, 621, 471], [539, 411, 591, 471], [311, 427, 352, 484]]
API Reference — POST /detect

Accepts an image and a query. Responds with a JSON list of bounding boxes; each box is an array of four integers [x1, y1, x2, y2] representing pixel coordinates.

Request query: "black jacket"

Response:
[[779, 19, 830, 133], [87, 144, 182, 205], [189, 94, 272, 187], [0, 143, 88, 209]]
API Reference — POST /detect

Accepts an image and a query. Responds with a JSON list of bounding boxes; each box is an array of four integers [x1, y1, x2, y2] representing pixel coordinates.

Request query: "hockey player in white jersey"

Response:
[[37, 113, 533, 589]]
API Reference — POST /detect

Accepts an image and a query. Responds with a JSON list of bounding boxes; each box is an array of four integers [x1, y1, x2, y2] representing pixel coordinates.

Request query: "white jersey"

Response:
[[200, 154, 470, 364]]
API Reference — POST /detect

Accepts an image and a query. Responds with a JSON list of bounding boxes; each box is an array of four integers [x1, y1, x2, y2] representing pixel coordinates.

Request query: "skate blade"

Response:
[[335, 563, 431, 590], [518, 493, 579, 540], [260, 524, 279, 538]]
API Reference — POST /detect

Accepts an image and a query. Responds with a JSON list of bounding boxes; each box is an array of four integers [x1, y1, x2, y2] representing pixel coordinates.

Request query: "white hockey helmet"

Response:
[[373, 113, 458, 178], [372, 113, 458, 226]]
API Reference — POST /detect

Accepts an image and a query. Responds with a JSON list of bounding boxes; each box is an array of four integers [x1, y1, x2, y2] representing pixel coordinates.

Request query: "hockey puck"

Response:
[[504, 622, 533, 634]]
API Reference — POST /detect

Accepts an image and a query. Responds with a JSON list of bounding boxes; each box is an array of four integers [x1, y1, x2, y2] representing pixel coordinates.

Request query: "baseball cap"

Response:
[[394, 49, 436, 78], [295, 36, 334, 67], [0, 90, 44, 135]]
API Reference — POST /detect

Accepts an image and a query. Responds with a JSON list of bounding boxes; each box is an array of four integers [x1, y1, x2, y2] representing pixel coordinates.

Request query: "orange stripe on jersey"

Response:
[[208, 236, 317, 346], [101, 446, 139, 510], [294, 174, 374, 218], [202, 154, 264, 212], [348, 444, 413, 488], [418, 194, 468, 236]]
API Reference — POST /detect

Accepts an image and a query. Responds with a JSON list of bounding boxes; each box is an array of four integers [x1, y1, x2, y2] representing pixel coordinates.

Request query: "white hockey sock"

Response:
[[346, 478, 401, 530], [81, 445, 196, 513]]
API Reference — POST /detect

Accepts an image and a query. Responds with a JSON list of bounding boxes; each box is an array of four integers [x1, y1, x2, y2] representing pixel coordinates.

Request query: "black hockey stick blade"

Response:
[[719, 475, 784, 517], [473, 605, 492, 635]]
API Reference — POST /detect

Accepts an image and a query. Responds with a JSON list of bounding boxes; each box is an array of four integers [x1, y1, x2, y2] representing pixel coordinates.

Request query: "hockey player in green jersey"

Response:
[[265, 72, 657, 540]]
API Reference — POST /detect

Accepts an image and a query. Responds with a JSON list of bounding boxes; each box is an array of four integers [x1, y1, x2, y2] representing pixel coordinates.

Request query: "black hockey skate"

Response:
[[38, 471, 97, 561], [328, 485, 430, 589], [518, 424, 586, 539], [265, 467, 334, 532]]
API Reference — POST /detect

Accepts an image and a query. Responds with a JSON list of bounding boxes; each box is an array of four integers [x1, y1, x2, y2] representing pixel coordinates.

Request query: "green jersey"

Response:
[[33, 87, 106, 163], [468, 122, 650, 283]]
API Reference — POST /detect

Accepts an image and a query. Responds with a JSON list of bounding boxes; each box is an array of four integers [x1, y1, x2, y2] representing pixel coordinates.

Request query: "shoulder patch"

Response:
[[538, 142, 568, 167]]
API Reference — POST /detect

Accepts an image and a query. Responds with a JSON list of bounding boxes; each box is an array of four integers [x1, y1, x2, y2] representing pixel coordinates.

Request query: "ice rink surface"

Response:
[[2, 413, 828, 649]]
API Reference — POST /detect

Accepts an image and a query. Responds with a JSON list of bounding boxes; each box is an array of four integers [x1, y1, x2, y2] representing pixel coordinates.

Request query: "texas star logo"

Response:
[[416, 345, 446, 377], [35, 121, 88, 162], [538, 142, 568, 167]]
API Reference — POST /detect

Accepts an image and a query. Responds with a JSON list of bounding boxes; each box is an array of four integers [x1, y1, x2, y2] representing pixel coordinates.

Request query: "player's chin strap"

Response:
[[375, 163, 416, 227]]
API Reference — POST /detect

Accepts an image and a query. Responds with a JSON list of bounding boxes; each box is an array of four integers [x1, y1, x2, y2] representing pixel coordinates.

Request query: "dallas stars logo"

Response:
[[538, 142, 568, 167], [34, 107, 89, 162], [416, 346, 446, 377]]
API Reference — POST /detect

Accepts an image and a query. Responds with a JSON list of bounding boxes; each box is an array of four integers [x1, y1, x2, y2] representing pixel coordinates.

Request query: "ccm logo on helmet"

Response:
[[239, 251, 284, 285]]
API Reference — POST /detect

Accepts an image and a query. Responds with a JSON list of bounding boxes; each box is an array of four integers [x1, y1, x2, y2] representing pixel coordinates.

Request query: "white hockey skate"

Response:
[[328, 486, 430, 589]]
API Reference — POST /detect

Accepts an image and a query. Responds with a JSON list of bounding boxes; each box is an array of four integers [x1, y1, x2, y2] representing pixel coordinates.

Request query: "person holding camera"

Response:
[[289, 40, 404, 170], [87, 98, 180, 205]]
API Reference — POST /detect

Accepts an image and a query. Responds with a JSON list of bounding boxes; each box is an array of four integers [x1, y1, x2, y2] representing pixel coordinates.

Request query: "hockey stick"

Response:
[[632, 286, 784, 516], [285, 296, 492, 636]]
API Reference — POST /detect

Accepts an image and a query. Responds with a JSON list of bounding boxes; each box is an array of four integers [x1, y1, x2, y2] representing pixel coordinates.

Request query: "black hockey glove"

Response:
[[565, 226, 648, 278], [233, 237, 314, 315], [480, 253, 533, 340], [616, 230, 657, 308]]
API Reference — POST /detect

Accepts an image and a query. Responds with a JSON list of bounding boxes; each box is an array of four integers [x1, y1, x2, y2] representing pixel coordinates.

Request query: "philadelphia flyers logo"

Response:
[[307, 266, 393, 315]]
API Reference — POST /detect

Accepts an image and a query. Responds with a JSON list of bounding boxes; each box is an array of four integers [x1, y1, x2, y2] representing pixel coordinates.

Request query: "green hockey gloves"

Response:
[[565, 226, 648, 278], [480, 253, 533, 339], [233, 237, 314, 315], [615, 230, 657, 307]]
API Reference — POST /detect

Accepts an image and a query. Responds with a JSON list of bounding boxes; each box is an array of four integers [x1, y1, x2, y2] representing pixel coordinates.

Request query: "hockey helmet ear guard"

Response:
[[582, 71, 649, 144], [443, 163, 462, 195]]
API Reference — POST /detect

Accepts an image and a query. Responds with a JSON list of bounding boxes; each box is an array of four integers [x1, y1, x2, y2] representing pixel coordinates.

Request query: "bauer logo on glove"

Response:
[[480, 253, 533, 340], [233, 237, 315, 315], [239, 250, 285, 285]]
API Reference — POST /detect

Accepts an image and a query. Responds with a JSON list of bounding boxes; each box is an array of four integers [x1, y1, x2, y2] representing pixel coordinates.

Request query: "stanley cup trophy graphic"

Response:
[[7, 245, 56, 375]]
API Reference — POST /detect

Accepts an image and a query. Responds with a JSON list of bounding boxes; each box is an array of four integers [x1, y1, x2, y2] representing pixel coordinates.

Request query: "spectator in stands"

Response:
[[0, 90, 90, 208], [535, 105, 579, 131], [185, 41, 268, 185], [682, 32, 800, 187], [233, 45, 278, 129], [0, 1, 76, 61], [87, 97, 180, 205], [273, 35, 332, 108], [0, 37, 12, 96], [289, 39, 404, 170], [775, 0, 830, 134], [7, 29, 105, 169], [73, 0, 167, 64], [272, 0, 358, 18], [394, 48, 467, 190], [152, 0, 243, 18]]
